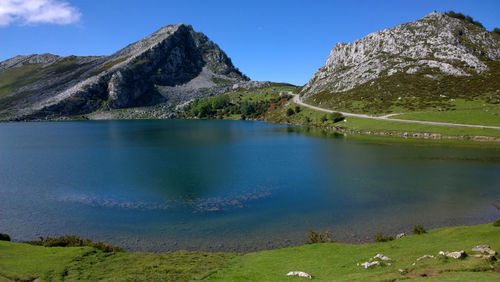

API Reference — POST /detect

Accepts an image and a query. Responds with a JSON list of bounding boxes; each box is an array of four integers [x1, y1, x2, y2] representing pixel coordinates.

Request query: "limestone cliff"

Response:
[[0, 24, 252, 120], [301, 12, 500, 99]]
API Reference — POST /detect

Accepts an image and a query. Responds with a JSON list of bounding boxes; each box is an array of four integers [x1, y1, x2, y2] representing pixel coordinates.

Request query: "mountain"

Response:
[[300, 12, 500, 114], [0, 24, 256, 120]]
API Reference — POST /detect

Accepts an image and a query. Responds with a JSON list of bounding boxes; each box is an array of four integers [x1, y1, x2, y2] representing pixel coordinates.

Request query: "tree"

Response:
[[286, 108, 295, 116], [294, 105, 301, 113], [329, 112, 345, 123], [241, 101, 256, 116], [212, 95, 229, 109]]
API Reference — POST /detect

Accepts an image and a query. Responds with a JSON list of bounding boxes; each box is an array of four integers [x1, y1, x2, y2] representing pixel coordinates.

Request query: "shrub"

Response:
[[373, 232, 394, 242], [286, 108, 295, 116], [294, 106, 301, 113], [320, 115, 328, 122], [26, 235, 123, 252], [0, 233, 10, 241], [445, 11, 484, 28], [329, 112, 345, 123], [241, 101, 256, 116], [306, 230, 334, 244], [493, 219, 500, 227], [493, 28, 500, 35], [413, 225, 427, 234]]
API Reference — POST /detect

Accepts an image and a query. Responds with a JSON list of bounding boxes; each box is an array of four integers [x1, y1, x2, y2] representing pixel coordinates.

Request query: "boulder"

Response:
[[373, 254, 391, 261], [439, 250, 466, 259], [286, 271, 312, 279], [412, 254, 435, 265], [472, 245, 497, 256], [360, 261, 380, 268], [396, 233, 406, 239]]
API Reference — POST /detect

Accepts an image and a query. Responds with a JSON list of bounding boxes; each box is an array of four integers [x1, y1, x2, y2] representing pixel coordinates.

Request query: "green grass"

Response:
[[178, 87, 500, 139], [209, 224, 500, 281], [0, 64, 43, 98], [392, 100, 500, 126], [0, 242, 92, 281], [264, 98, 500, 138], [1, 224, 498, 281], [341, 116, 500, 137], [0, 242, 235, 281], [306, 61, 500, 115], [90, 56, 130, 76]]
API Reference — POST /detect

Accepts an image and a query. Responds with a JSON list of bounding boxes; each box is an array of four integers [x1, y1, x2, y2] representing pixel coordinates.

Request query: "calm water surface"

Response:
[[0, 120, 499, 252]]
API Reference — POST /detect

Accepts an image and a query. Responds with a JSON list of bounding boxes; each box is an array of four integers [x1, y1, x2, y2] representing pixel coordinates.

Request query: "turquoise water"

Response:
[[0, 120, 499, 252]]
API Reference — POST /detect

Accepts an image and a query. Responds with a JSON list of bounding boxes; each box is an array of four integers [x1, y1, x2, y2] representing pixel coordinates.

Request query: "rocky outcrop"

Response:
[[0, 24, 252, 120], [301, 12, 500, 98]]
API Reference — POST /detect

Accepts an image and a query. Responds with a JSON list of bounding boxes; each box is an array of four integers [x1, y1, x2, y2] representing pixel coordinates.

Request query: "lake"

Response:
[[0, 120, 499, 252]]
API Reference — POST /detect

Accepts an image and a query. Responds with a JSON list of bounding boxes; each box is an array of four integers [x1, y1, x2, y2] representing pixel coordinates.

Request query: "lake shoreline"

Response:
[[1, 222, 499, 280], [2, 116, 500, 143]]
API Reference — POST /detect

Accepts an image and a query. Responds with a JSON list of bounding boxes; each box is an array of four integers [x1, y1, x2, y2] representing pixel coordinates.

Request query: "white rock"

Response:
[[472, 245, 497, 256], [396, 233, 406, 239], [373, 254, 391, 261], [360, 261, 380, 268], [439, 250, 466, 259], [286, 271, 312, 279]]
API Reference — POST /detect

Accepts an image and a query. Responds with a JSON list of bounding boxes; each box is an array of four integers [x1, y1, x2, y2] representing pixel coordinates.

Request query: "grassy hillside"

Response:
[[0, 242, 234, 281], [177, 85, 500, 140], [304, 61, 500, 116], [1, 223, 499, 281]]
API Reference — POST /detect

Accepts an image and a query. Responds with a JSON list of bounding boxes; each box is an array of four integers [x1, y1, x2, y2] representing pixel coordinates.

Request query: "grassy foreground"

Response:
[[1, 223, 499, 281]]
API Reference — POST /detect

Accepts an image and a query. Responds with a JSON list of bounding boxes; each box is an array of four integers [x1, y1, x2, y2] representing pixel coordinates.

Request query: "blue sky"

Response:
[[1, 0, 500, 85]]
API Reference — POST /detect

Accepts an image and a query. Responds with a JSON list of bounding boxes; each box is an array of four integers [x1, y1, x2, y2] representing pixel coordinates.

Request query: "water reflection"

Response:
[[0, 120, 498, 253]]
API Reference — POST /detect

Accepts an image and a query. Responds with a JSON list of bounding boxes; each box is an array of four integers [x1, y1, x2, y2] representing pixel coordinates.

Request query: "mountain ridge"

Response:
[[0, 24, 257, 120], [300, 11, 500, 113]]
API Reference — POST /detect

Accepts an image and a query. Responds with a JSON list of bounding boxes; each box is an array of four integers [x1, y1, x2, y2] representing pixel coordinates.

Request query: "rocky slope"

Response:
[[301, 12, 500, 112], [0, 24, 257, 120]]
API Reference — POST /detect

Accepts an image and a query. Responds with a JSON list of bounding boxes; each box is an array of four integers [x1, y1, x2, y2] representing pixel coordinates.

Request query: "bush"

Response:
[[26, 235, 123, 252], [294, 106, 301, 113], [445, 11, 484, 28], [241, 101, 256, 116], [320, 115, 328, 122], [493, 28, 500, 35], [0, 233, 11, 241], [286, 108, 295, 116], [329, 112, 345, 123], [373, 232, 394, 242], [306, 230, 334, 244], [413, 225, 427, 234], [493, 219, 500, 227]]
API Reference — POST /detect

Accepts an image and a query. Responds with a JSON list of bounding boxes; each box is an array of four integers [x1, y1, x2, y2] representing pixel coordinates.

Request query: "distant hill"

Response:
[[300, 12, 500, 114], [0, 24, 260, 120]]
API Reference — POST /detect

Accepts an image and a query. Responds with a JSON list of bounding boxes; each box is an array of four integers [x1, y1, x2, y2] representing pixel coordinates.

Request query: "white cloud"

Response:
[[0, 0, 81, 27]]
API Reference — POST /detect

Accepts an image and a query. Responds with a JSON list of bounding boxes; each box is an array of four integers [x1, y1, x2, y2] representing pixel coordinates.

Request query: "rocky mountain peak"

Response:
[[301, 11, 500, 98], [0, 24, 251, 120]]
